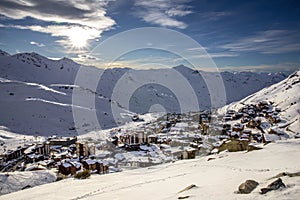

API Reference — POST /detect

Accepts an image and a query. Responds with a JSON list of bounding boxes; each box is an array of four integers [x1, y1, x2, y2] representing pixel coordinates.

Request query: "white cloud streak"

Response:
[[200, 11, 232, 21], [220, 30, 300, 54], [194, 52, 239, 58], [134, 0, 193, 29], [30, 41, 45, 47]]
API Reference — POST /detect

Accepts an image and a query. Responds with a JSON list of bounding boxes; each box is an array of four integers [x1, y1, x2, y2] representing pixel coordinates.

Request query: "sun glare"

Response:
[[65, 26, 97, 49]]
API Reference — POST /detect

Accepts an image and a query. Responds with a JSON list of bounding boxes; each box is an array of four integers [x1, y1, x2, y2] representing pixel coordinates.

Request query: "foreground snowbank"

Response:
[[1, 139, 300, 200], [0, 170, 56, 195]]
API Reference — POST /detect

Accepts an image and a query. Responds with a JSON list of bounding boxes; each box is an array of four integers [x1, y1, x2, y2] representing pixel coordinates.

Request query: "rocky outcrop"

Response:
[[238, 180, 259, 194], [261, 178, 286, 194], [178, 184, 197, 193]]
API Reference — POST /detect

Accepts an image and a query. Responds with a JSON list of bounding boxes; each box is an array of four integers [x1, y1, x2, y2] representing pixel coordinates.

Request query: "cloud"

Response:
[[30, 41, 45, 47], [0, 0, 115, 50], [134, 0, 193, 29], [219, 29, 300, 54], [194, 52, 239, 58], [200, 11, 232, 21], [185, 47, 238, 58]]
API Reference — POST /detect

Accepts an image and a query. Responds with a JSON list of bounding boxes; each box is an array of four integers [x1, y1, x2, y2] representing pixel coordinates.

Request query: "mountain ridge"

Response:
[[0, 50, 293, 136]]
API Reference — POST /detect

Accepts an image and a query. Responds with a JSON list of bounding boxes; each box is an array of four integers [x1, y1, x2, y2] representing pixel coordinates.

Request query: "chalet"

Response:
[[183, 147, 196, 159], [76, 141, 95, 158], [241, 114, 250, 123], [57, 160, 82, 176], [267, 114, 281, 124], [251, 133, 262, 143], [96, 161, 109, 174], [222, 124, 231, 135], [257, 101, 269, 110], [232, 123, 244, 132], [82, 159, 97, 171], [246, 118, 261, 128], [230, 131, 240, 139]]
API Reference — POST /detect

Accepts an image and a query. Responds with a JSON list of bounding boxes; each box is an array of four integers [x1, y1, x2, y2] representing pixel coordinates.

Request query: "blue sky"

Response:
[[0, 0, 299, 72]]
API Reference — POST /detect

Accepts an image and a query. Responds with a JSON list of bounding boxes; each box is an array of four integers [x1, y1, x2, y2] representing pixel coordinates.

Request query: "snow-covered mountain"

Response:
[[0, 50, 288, 136], [0, 50, 299, 200]]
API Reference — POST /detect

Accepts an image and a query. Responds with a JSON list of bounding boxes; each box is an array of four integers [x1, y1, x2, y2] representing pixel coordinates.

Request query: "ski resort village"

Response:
[[1, 0, 300, 199], [1, 97, 299, 177], [0, 50, 299, 199]]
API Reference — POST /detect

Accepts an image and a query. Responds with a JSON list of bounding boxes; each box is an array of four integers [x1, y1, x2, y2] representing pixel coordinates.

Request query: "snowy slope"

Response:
[[0, 170, 56, 195], [0, 50, 288, 136], [222, 70, 300, 136], [1, 139, 300, 200]]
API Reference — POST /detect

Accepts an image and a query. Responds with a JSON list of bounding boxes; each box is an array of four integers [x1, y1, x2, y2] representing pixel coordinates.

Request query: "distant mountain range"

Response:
[[0, 50, 290, 136]]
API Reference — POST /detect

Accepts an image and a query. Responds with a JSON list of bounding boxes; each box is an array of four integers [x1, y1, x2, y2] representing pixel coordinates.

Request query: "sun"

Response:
[[67, 27, 89, 48], [69, 33, 87, 48], [65, 26, 97, 49]]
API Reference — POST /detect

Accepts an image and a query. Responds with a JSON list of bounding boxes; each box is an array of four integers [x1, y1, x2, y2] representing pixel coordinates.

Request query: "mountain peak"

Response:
[[59, 57, 76, 63], [0, 49, 10, 57], [13, 52, 47, 60]]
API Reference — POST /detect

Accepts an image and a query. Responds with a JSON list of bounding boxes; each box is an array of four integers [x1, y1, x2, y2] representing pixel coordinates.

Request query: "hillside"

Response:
[[221, 70, 300, 136], [0, 50, 288, 136]]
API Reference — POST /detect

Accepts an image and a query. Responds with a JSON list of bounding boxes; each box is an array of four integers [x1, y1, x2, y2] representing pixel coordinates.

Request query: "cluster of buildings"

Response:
[[108, 112, 210, 162], [109, 101, 287, 159], [210, 101, 287, 152], [1, 101, 288, 176], [0, 136, 109, 176]]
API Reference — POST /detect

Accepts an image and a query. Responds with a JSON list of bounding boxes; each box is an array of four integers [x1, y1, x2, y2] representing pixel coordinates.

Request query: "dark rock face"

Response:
[[178, 196, 190, 199], [21, 185, 31, 190], [238, 180, 259, 194], [261, 178, 286, 194]]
